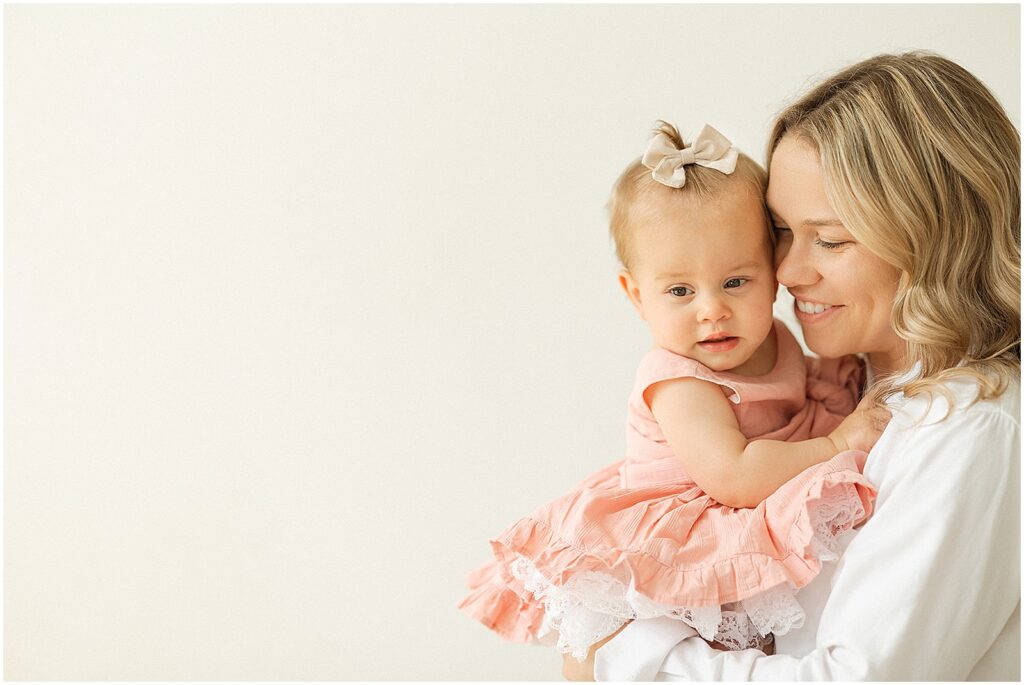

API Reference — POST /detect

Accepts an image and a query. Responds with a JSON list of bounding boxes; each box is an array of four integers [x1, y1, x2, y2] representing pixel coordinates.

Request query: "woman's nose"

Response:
[[775, 239, 819, 288]]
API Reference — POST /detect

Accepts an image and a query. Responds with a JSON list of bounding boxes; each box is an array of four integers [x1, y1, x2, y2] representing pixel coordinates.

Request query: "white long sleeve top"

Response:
[[595, 372, 1021, 681]]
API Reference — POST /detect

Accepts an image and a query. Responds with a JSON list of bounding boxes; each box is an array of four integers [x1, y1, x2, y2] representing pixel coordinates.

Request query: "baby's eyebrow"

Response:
[[729, 260, 763, 271], [655, 261, 762, 281]]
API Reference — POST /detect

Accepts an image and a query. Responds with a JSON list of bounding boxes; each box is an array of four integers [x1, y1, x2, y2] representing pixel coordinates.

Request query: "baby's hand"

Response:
[[829, 397, 891, 454]]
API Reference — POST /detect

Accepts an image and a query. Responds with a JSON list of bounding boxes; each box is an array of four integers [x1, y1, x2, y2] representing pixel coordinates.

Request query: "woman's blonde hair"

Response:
[[767, 51, 1020, 411], [609, 121, 769, 270]]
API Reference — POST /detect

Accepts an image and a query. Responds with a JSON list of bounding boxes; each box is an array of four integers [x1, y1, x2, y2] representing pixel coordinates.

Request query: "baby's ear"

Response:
[[618, 270, 645, 319]]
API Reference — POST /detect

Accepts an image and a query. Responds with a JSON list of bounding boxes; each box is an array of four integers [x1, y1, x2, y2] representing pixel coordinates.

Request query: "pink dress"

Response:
[[458, 321, 877, 660]]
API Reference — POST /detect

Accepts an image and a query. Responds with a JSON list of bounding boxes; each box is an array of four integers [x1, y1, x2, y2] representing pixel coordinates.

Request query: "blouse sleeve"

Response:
[[595, 403, 1021, 681]]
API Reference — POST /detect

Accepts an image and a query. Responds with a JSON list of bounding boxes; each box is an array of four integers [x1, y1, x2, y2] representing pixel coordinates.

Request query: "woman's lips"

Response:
[[794, 299, 843, 323], [697, 336, 740, 352]]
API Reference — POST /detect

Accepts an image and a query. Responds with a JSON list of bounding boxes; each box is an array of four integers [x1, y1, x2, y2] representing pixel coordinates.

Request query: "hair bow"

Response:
[[641, 124, 739, 188]]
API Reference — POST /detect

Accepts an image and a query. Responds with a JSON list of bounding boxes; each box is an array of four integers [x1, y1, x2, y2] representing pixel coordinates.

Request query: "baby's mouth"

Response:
[[698, 334, 739, 350]]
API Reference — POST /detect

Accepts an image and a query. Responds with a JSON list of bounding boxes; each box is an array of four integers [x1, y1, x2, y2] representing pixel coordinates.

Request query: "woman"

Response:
[[567, 51, 1021, 681]]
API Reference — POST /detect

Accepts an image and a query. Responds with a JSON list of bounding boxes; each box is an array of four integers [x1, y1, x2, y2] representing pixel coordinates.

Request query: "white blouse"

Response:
[[595, 373, 1021, 681]]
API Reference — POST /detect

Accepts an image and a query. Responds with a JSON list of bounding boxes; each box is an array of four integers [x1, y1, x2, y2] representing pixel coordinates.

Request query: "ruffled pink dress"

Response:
[[458, 320, 877, 660]]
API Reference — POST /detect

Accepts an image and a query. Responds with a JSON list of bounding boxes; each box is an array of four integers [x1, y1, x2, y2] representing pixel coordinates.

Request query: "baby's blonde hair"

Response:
[[609, 121, 770, 270], [767, 51, 1020, 411]]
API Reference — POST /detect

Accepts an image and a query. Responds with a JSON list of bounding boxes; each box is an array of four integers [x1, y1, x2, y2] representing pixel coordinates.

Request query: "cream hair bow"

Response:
[[641, 124, 739, 188]]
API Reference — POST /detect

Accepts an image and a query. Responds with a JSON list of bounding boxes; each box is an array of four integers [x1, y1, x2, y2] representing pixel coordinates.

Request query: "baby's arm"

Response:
[[647, 377, 867, 509]]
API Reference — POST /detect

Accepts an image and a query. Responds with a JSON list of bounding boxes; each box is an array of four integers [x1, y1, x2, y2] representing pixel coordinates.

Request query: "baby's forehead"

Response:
[[636, 231, 771, 277], [640, 202, 771, 247], [624, 183, 772, 266]]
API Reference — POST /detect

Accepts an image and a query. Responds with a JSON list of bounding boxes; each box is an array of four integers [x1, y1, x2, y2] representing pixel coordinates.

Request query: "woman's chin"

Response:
[[802, 335, 852, 360]]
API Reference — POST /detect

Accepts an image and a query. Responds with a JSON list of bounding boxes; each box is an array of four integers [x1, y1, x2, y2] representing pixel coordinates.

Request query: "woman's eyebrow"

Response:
[[766, 208, 844, 227], [801, 218, 845, 227]]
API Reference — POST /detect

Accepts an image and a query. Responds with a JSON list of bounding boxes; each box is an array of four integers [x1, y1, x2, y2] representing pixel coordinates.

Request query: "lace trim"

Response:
[[805, 480, 866, 563], [508, 487, 863, 661]]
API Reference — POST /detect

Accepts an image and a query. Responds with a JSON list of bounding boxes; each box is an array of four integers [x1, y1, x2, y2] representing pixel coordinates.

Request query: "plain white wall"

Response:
[[5, 4, 1019, 680]]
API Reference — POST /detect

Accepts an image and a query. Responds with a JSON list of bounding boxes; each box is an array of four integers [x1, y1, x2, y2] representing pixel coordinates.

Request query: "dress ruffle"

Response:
[[459, 451, 875, 660], [457, 561, 546, 644]]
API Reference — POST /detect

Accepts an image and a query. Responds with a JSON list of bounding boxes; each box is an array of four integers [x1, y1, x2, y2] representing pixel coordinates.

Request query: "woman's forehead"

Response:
[[765, 144, 839, 224]]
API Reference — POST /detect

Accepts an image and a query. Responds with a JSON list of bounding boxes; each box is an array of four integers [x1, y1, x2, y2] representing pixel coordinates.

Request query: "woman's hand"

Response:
[[830, 396, 892, 454], [561, 622, 631, 681]]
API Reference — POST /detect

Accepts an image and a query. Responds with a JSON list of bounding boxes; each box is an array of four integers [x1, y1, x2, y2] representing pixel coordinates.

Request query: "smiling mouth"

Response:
[[795, 300, 839, 314]]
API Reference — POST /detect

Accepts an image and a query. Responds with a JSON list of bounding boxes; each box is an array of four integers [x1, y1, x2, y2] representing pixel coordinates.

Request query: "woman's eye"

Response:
[[668, 286, 693, 297], [773, 225, 792, 240], [815, 237, 849, 250], [724, 278, 747, 289]]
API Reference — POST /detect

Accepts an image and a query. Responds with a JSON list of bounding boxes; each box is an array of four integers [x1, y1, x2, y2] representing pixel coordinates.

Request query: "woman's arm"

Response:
[[595, 401, 1021, 680], [648, 377, 880, 508]]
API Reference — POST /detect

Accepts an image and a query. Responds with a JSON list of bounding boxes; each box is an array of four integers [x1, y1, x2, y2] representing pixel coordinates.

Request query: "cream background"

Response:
[[4, 4, 1019, 681]]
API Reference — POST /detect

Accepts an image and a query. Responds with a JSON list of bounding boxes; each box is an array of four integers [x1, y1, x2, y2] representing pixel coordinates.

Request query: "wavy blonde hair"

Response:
[[609, 121, 770, 270], [767, 51, 1020, 411]]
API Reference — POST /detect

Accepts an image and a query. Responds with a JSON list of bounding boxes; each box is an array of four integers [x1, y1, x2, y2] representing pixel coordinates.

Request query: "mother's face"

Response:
[[766, 135, 904, 370]]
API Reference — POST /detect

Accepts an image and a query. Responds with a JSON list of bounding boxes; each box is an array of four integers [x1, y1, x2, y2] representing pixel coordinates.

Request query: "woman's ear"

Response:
[[618, 269, 645, 319]]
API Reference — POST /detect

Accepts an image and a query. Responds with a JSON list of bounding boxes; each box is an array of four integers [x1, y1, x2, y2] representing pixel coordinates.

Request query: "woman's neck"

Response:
[[867, 348, 906, 377]]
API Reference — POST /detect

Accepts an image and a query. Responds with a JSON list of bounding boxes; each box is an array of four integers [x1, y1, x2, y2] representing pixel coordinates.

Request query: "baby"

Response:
[[459, 122, 881, 662]]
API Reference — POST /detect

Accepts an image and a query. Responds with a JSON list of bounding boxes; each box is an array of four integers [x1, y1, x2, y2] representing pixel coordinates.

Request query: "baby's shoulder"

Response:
[[634, 347, 701, 379], [632, 348, 740, 407]]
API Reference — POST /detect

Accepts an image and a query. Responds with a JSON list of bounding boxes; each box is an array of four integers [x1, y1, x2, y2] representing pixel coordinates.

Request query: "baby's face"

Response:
[[621, 192, 777, 374]]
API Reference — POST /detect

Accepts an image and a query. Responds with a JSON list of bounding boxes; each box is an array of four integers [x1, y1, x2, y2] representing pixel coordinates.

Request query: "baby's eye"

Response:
[[724, 278, 747, 289], [773, 225, 792, 240], [667, 286, 694, 297]]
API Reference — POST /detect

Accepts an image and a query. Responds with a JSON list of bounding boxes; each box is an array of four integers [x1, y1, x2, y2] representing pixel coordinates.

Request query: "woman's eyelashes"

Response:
[[773, 224, 848, 250], [814, 237, 849, 250]]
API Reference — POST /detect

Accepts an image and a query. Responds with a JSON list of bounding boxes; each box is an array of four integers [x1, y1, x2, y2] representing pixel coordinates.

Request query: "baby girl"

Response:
[[459, 122, 881, 662]]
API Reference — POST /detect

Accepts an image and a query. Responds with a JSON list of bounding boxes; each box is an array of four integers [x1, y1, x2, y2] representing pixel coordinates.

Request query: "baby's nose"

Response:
[[698, 294, 731, 321]]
